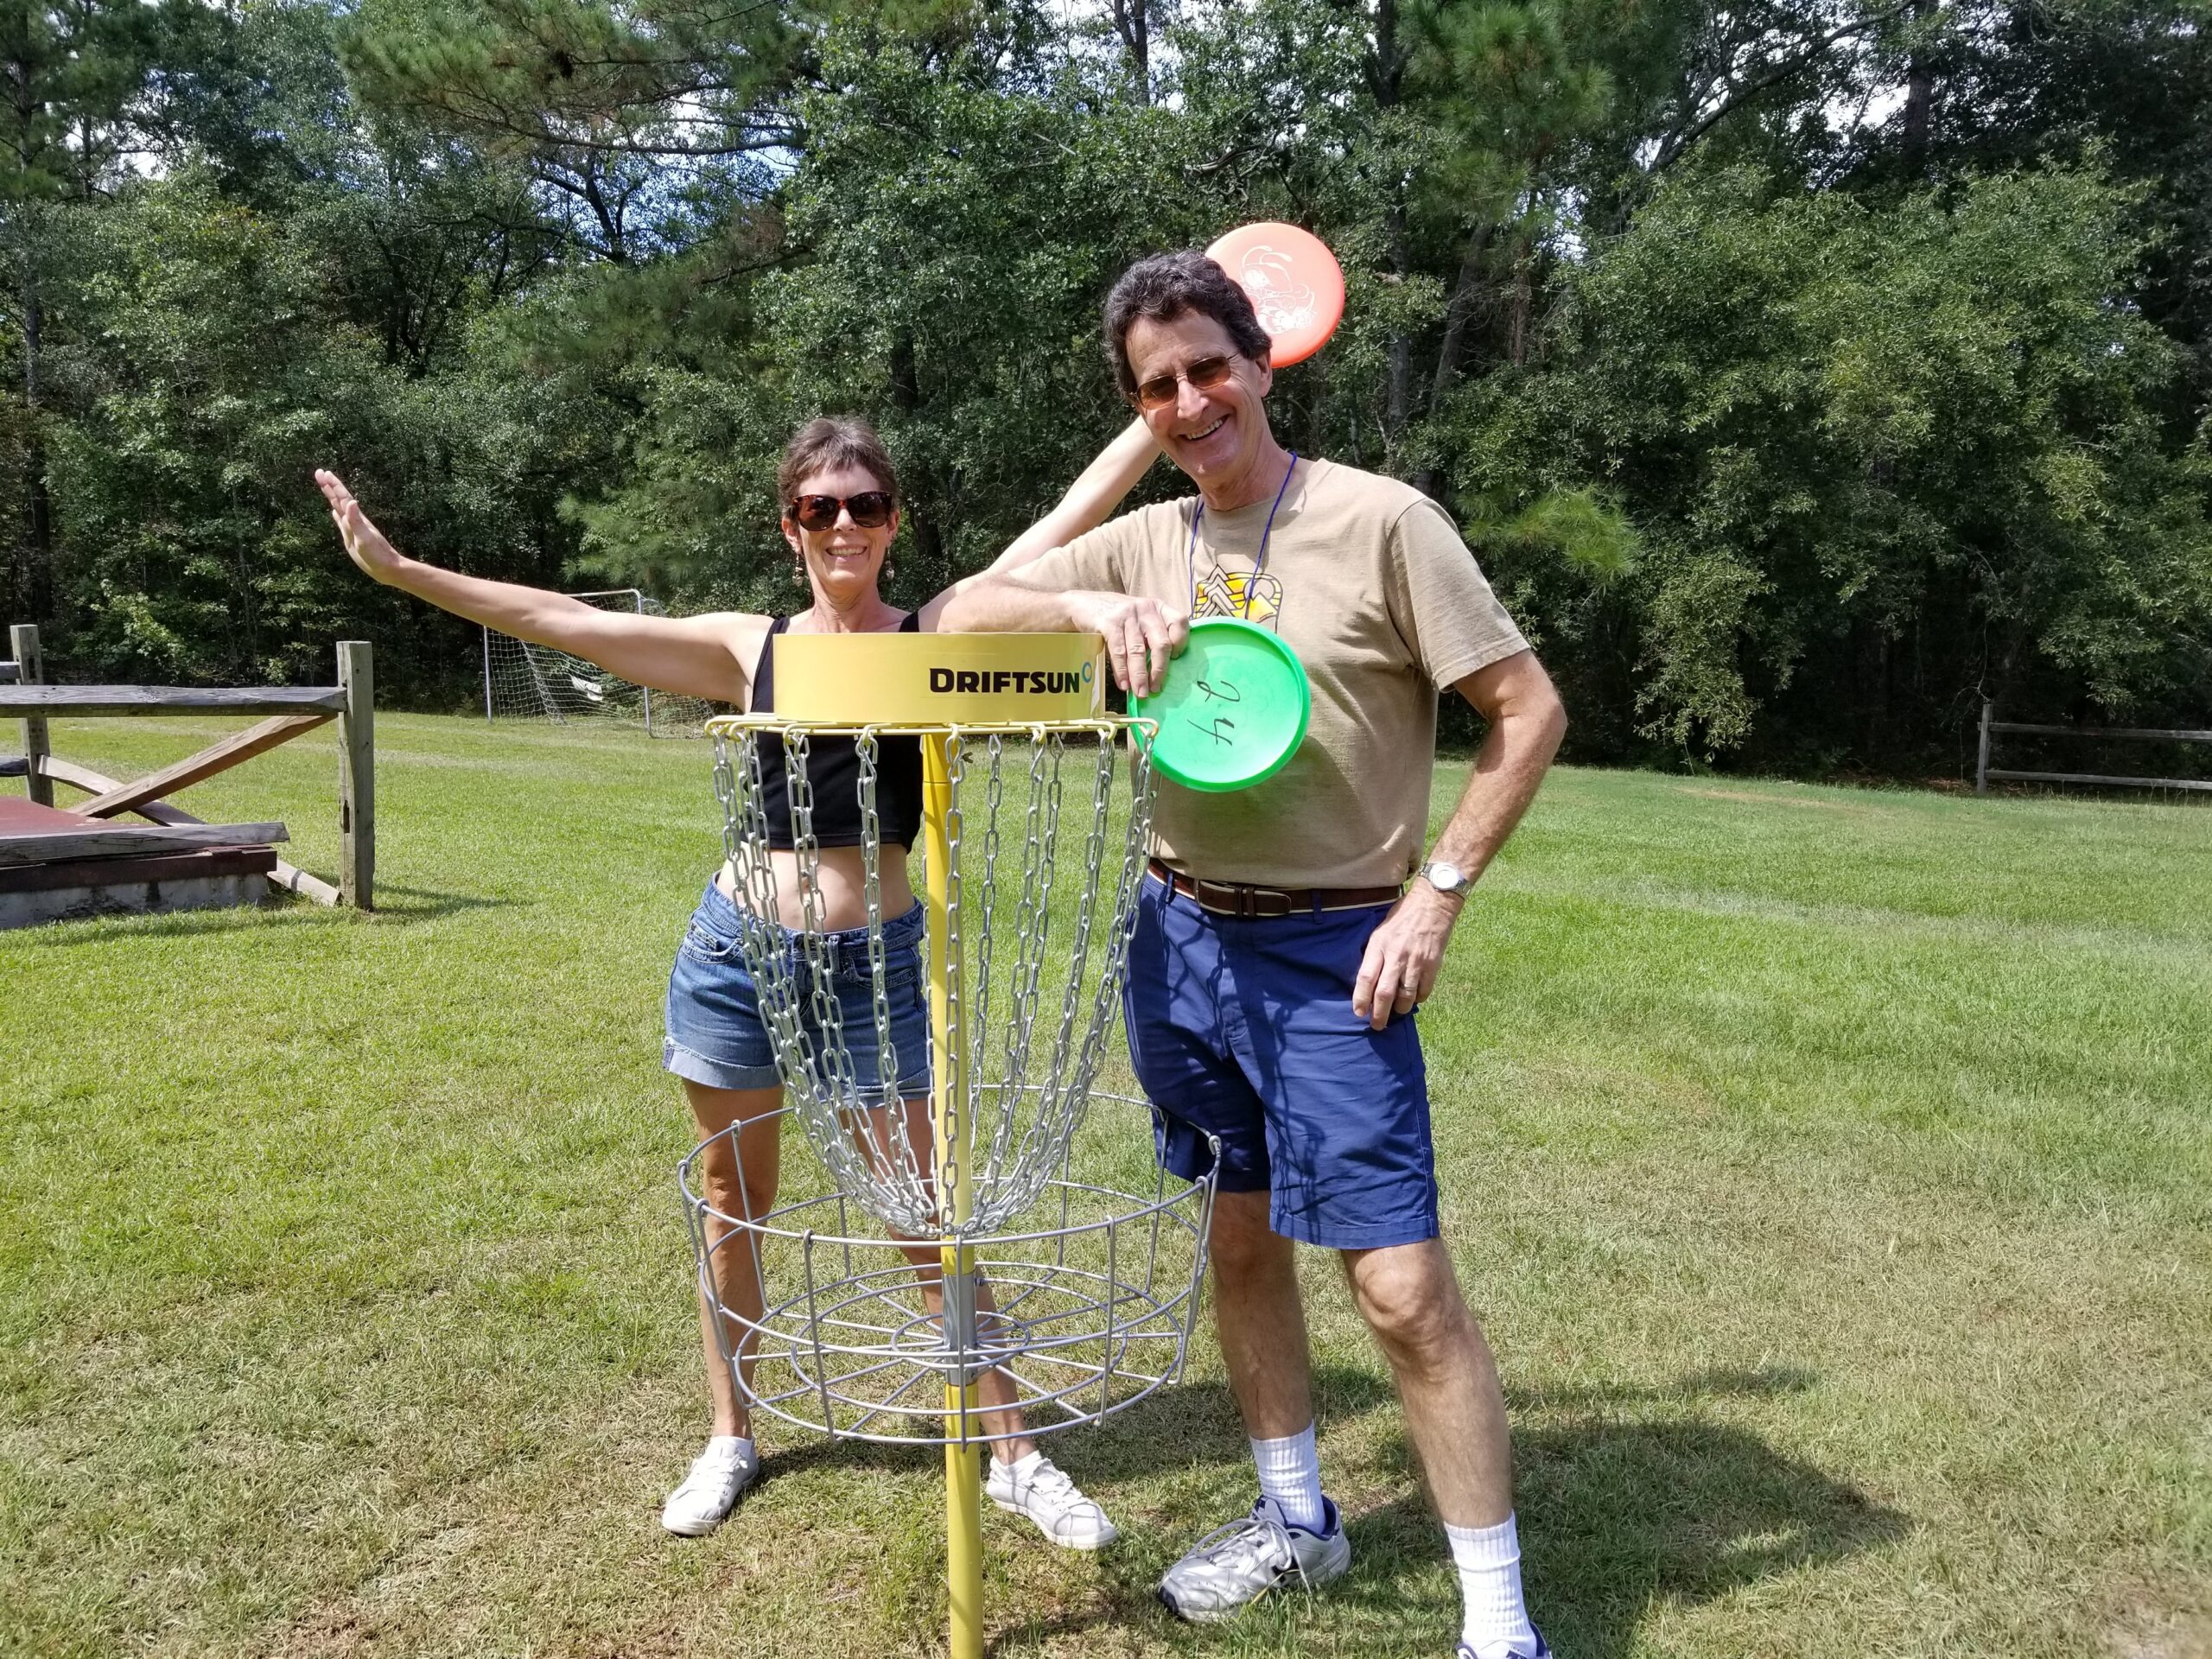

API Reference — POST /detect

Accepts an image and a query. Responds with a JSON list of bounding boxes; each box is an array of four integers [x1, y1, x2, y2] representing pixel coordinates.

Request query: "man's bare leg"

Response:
[[1209, 1189, 1315, 1438], [1343, 1237, 1539, 1656], [1154, 1189, 1350, 1621], [1340, 1237, 1511, 1524]]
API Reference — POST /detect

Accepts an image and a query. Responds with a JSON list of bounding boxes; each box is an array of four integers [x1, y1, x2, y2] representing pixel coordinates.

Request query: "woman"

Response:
[[314, 414, 1157, 1545]]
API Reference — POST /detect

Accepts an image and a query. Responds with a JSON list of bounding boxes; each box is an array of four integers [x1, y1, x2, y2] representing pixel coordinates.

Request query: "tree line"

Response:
[[4, 0, 2208, 778]]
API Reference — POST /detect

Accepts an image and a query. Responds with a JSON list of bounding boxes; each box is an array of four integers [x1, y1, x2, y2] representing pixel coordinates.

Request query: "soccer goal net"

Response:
[[480, 589, 718, 737]]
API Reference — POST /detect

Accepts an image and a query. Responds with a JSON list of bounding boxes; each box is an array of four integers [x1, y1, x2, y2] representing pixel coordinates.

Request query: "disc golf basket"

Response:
[[677, 632, 1218, 1659]]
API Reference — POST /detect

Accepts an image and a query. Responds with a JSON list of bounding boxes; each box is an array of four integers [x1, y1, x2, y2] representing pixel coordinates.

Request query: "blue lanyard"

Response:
[[1187, 452, 1300, 621]]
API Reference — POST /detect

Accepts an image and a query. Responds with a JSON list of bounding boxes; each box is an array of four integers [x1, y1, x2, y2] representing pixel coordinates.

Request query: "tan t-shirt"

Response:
[[1011, 457, 1529, 887]]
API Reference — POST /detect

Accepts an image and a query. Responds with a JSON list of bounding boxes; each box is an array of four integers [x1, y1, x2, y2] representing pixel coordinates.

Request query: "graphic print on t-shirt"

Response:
[[1192, 562, 1285, 630]]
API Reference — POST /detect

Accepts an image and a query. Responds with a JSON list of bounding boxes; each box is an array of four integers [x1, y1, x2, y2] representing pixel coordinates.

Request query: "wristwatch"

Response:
[[1418, 860, 1471, 899]]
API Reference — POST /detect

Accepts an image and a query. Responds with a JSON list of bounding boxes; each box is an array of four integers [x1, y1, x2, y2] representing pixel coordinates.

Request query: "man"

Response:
[[940, 251, 1567, 1659]]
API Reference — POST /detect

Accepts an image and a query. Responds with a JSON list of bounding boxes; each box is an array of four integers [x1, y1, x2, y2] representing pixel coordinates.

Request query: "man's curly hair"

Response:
[[1103, 251, 1272, 398]]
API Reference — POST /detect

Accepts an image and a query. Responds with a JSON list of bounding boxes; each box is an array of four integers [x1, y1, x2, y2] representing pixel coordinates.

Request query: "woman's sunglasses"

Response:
[[1133, 354, 1236, 411], [788, 491, 895, 532]]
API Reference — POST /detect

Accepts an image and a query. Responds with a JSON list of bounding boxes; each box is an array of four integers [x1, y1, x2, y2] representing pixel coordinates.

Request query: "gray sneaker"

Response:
[[1157, 1496, 1351, 1623]]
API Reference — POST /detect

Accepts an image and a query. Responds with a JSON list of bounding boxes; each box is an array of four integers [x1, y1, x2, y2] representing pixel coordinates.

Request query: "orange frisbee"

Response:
[[1205, 222, 1345, 367]]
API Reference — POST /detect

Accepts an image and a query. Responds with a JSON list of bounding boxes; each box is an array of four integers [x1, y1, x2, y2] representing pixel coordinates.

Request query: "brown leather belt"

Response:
[[1147, 857, 1401, 919]]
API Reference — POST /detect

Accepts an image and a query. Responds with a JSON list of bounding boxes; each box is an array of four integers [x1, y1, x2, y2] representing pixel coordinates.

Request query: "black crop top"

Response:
[[751, 614, 925, 850]]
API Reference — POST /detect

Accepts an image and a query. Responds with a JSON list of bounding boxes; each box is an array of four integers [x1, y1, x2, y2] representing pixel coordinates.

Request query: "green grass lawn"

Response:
[[5, 715, 2209, 1659]]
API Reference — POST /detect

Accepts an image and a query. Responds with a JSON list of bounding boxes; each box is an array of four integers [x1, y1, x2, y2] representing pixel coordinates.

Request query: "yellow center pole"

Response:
[[752, 636, 1104, 1659], [923, 733, 983, 1659]]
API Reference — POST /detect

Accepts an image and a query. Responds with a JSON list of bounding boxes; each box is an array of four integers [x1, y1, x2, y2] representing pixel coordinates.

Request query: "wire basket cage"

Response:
[[678, 1090, 1217, 1446]]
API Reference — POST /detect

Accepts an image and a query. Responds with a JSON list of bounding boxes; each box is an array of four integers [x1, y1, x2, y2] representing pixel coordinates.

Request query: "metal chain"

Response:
[[1074, 728, 1159, 1128], [938, 733, 968, 1233], [787, 732, 861, 1123], [731, 732, 811, 1080], [1016, 734, 1119, 1204], [988, 731, 1060, 1185], [969, 734, 1005, 1113], [709, 715, 1155, 1239], [856, 730, 925, 1211]]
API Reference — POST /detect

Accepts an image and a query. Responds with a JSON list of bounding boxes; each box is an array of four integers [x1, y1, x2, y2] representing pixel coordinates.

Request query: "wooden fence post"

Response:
[[337, 640, 373, 910], [10, 624, 52, 807], [1975, 700, 1992, 798]]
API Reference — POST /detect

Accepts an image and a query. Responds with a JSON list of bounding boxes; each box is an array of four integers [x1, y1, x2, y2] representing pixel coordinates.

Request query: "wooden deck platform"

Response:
[[0, 798, 287, 929]]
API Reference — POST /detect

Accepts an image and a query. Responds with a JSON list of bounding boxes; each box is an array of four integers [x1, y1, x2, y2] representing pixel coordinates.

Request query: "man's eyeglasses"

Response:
[[1133, 355, 1236, 412], [787, 492, 896, 532]]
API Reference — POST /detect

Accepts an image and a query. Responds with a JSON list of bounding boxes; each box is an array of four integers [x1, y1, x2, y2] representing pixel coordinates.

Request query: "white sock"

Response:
[[705, 1434, 754, 1465], [1446, 1513, 1538, 1658], [1250, 1424, 1325, 1532], [992, 1447, 1043, 1477]]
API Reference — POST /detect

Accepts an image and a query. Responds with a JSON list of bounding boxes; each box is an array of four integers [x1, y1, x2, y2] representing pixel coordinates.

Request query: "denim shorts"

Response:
[[1123, 872, 1438, 1249], [663, 880, 932, 1096]]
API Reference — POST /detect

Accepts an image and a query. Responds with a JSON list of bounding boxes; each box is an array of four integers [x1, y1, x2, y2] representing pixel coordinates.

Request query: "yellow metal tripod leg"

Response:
[[943, 1251, 983, 1659]]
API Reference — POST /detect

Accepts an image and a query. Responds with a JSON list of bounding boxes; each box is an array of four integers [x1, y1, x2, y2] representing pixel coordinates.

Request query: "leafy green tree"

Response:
[[20, 2, 594, 692], [1934, 1, 2212, 416], [1459, 162, 2212, 766], [42, 165, 570, 692], [340, 0, 809, 263], [1, 0, 195, 623], [3, 0, 2202, 774], [561, 24, 1211, 607]]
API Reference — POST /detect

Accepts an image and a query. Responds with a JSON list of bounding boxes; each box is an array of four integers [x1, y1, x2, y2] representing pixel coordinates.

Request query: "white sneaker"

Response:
[[987, 1452, 1119, 1549], [659, 1440, 760, 1537], [1157, 1496, 1351, 1622]]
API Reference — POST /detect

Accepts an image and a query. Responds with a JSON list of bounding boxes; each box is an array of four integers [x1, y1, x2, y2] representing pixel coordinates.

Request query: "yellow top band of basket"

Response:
[[706, 716, 1154, 742], [757, 632, 1108, 726]]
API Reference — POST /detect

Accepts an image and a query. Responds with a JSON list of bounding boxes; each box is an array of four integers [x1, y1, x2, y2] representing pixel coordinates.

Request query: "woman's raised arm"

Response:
[[989, 418, 1158, 574], [315, 469, 765, 707], [918, 419, 1158, 630]]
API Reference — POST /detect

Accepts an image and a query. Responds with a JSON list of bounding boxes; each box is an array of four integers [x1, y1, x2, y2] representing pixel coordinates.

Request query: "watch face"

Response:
[[1425, 862, 1467, 893]]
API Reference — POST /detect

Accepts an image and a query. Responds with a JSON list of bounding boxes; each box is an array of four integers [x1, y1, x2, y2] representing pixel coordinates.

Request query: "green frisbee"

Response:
[[1131, 618, 1311, 792]]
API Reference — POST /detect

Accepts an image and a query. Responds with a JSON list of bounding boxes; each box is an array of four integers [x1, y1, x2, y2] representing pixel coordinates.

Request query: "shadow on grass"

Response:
[[983, 1364, 1904, 1657], [1440, 1415, 1902, 1659], [354, 882, 518, 922], [738, 1367, 1333, 1501], [18, 880, 517, 944]]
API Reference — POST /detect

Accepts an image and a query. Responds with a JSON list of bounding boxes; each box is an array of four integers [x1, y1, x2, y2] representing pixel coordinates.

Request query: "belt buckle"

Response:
[[1180, 871, 1295, 919], [1229, 884, 1293, 920]]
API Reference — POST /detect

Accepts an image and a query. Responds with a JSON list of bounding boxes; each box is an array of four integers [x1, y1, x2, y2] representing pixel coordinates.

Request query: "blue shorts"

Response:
[[663, 880, 932, 1096], [1123, 873, 1438, 1249]]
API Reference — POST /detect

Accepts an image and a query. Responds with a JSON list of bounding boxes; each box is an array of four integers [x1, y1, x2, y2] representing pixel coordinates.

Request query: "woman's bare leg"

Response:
[[858, 1094, 1039, 1460], [683, 1081, 785, 1440]]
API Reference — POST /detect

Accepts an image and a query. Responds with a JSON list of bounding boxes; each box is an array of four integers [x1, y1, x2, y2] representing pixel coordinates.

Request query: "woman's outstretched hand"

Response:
[[314, 469, 408, 584]]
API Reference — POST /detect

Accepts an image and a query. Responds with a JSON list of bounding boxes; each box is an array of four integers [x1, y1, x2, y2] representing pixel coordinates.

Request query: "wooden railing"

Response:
[[1976, 701, 2212, 797], [2, 625, 373, 907]]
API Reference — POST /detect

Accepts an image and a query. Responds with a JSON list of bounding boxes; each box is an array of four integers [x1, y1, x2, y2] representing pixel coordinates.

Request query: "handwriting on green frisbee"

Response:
[[1190, 673, 1243, 748]]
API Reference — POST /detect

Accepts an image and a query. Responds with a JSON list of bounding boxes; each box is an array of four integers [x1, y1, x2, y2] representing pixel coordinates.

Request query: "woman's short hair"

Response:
[[1103, 251, 1271, 397], [778, 416, 899, 509]]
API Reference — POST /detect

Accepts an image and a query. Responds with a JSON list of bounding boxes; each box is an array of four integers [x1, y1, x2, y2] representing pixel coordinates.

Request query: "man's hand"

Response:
[[314, 470, 410, 585], [1351, 880, 1464, 1030], [1068, 593, 1188, 697]]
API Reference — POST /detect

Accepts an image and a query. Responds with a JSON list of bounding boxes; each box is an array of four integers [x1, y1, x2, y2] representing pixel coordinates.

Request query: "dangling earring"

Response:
[[791, 558, 807, 589]]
